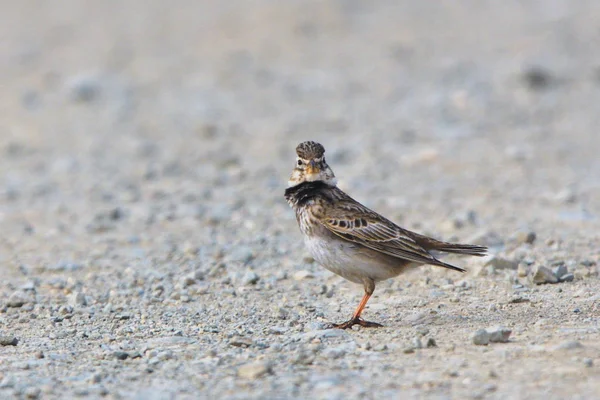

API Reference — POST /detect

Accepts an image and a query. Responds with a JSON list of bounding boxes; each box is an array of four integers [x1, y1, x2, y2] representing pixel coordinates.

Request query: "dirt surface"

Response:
[[1, 1, 600, 399]]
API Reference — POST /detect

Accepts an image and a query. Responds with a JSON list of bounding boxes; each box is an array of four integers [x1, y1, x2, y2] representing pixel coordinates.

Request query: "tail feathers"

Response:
[[433, 260, 466, 273], [433, 242, 487, 257], [428, 242, 487, 273]]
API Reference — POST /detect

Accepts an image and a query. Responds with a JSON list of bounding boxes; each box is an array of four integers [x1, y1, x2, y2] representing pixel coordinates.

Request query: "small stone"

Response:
[[237, 361, 272, 379], [268, 326, 287, 335], [531, 266, 558, 284], [0, 336, 18, 346], [415, 326, 430, 337], [403, 347, 415, 354], [7, 291, 31, 308], [559, 273, 574, 282], [66, 73, 101, 103], [181, 275, 197, 288], [425, 338, 437, 348], [405, 311, 428, 325], [487, 327, 511, 343], [472, 329, 490, 346], [514, 231, 536, 245], [293, 270, 314, 280], [24, 387, 41, 399], [59, 305, 73, 315], [116, 312, 132, 320], [69, 292, 87, 307], [113, 351, 129, 360], [555, 340, 583, 351], [552, 265, 568, 280], [20, 281, 36, 291], [229, 336, 253, 347], [517, 263, 529, 278], [373, 344, 388, 352], [583, 358, 593, 367], [508, 296, 529, 304], [554, 189, 577, 204], [522, 66, 553, 90], [241, 270, 260, 285], [411, 337, 423, 349]]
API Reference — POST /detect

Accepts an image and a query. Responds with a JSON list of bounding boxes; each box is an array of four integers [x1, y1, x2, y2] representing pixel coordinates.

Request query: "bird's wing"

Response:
[[316, 194, 446, 267]]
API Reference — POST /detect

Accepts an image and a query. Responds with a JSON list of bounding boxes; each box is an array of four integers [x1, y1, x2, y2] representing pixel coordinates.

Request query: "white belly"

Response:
[[304, 235, 408, 284]]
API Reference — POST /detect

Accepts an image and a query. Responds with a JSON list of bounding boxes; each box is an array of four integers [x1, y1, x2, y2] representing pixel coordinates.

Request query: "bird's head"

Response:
[[288, 141, 337, 187]]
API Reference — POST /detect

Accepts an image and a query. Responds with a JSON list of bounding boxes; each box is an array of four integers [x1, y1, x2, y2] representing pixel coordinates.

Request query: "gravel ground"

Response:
[[1, 1, 600, 399]]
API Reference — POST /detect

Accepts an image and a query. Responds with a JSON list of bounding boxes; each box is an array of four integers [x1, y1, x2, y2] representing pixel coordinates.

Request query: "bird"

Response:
[[284, 141, 487, 329]]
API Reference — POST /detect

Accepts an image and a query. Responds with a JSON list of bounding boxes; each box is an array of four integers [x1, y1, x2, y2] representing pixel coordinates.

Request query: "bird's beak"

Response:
[[306, 160, 320, 175]]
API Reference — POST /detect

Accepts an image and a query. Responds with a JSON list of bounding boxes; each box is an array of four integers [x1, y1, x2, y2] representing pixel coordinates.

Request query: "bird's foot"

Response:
[[332, 317, 383, 330]]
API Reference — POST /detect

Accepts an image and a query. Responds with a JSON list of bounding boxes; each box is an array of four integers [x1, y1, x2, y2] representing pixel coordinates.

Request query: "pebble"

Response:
[[531, 266, 558, 284], [559, 273, 574, 282], [411, 337, 423, 349], [268, 326, 287, 335], [293, 270, 314, 280], [241, 270, 260, 285], [373, 344, 388, 352], [0, 336, 18, 346], [24, 387, 41, 399], [517, 263, 529, 277], [180, 275, 197, 288], [415, 326, 430, 336], [229, 336, 253, 347], [552, 265, 568, 280], [471, 329, 490, 346], [7, 291, 32, 308], [521, 66, 553, 90], [487, 327, 512, 343], [237, 361, 272, 379], [405, 311, 429, 325], [554, 340, 583, 351], [69, 292, 87, 307], [514, 231, 537, 245], [508, 296, 530, 304], [471, 326, 512, 346], [66, 73, 102, 103], [113, 351, 129, 360]]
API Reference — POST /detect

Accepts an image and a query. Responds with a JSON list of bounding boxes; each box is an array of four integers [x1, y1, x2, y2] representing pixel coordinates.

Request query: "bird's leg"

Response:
[[332, 280, 383, 329]]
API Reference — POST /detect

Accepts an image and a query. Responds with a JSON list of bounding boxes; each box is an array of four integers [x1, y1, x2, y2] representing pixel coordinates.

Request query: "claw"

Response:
[[332, 317, 383, 329]]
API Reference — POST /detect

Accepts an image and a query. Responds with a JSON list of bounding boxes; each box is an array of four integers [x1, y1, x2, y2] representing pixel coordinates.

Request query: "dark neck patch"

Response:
[[285, 181, 332, 206]]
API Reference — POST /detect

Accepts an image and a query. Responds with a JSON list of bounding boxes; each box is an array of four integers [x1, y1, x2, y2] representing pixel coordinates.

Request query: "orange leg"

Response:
[[352, 292, 372, 319], [332, 287, 383, 329]]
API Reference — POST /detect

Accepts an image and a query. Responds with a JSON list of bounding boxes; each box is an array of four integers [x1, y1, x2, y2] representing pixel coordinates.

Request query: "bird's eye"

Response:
[[297, 160, 303, 166]]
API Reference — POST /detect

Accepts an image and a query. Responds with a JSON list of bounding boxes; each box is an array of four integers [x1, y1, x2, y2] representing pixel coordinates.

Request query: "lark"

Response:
[[284, 141, 487, 329]]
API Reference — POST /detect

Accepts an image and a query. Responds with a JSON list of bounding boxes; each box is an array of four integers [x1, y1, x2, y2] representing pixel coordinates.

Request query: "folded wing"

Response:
[[316, 195, 467, 272]]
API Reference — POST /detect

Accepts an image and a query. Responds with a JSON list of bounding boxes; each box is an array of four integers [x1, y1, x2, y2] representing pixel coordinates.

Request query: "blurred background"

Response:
[[2, 1, 599, 250]]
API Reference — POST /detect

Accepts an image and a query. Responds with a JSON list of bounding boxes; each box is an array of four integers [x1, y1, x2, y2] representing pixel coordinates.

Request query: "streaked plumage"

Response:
[[285, 141, 486, 329]]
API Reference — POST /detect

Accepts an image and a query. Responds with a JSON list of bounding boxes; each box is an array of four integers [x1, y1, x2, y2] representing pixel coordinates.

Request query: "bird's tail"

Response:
[[433, 242, 488, 257], [429, 243, 487, 273]]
